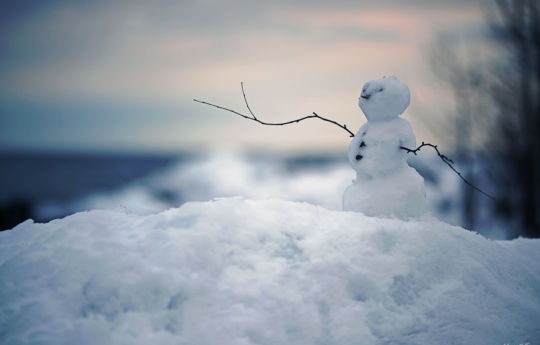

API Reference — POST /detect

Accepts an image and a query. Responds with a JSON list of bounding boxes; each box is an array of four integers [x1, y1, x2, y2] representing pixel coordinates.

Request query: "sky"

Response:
[[0, 0, 489, 154]]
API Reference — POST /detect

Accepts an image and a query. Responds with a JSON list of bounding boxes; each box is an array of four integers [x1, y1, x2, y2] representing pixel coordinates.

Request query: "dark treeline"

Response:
[[431, 0, 540, 238]]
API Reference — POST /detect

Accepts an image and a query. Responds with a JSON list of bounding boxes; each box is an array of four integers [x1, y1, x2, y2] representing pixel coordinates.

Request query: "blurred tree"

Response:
[[429, 0, 540, 238], [429, 34, 485, 231], [488, 0, 540, 238]]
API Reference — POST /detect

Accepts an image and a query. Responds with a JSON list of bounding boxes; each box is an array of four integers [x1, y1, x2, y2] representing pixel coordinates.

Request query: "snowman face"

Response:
[[358, 76, 410, 121]]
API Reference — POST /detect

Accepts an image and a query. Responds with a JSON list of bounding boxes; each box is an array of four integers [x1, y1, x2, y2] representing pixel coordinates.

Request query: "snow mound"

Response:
[[1, 198, 539, 345]]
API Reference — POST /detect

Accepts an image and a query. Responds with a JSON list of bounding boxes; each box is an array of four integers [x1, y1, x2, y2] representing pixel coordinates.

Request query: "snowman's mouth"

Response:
[[360, 95, 370, 100]]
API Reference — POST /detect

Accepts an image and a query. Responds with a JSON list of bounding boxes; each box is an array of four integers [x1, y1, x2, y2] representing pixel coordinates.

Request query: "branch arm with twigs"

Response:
[[400, 142, 496, 200], [194, 82, 496, 200]]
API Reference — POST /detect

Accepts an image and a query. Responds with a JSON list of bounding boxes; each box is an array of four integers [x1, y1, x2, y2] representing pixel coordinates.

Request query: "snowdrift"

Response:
[[1, 198, 539, 344]]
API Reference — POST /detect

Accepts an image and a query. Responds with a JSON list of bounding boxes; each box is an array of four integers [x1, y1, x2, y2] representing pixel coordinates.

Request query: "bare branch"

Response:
[[194, 83, 495, 201], [401, 142, 496, 201], [194, 83, 355, 137]]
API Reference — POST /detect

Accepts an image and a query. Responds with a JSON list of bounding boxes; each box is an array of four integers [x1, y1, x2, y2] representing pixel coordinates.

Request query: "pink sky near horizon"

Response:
[[0, 1, 488, 153]]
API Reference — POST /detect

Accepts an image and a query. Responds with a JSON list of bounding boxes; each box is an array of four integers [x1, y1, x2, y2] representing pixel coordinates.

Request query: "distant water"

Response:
[[0, 150, 348, 231], [0, 151, 184, 230]]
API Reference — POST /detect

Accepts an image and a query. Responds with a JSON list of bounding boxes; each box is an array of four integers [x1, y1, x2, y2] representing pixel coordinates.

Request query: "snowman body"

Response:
[[343, 76, 426, 218]]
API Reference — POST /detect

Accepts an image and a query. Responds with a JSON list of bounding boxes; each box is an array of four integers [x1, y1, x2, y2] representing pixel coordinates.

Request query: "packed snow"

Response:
[[343, 167, 426, 219], [344, 76, 426, 217], [2, 198, 539, 344]]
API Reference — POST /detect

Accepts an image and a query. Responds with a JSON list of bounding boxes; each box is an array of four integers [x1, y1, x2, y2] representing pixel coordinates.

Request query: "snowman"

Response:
[[343, 76, 426, 218]]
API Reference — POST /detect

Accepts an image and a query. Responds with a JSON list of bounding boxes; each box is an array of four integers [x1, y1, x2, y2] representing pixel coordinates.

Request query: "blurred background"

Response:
[[1, 0, 538, 239]]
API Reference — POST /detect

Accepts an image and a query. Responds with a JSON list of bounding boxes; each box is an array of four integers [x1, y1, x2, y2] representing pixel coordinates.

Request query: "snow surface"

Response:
[[2, 198, 539, 344]]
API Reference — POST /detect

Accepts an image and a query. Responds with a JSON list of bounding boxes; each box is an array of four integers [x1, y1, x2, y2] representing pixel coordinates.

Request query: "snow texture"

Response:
[[344, 76, 426, 217], [2, 198, 539, 345]]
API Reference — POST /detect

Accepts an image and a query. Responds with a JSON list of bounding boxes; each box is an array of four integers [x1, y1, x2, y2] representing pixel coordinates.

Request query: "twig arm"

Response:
[[194, 83, 355, 137], [400, 142, 496, 200]]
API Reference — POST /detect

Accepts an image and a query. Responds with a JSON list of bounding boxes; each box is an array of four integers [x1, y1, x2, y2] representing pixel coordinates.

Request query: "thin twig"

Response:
[[193, 83, 355, 137], [241, 82, 256, 120], [401, 142, 496, 200]]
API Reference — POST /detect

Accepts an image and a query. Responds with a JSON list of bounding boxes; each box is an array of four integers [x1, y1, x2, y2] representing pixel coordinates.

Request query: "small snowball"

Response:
[[358, 76, 410, 121]]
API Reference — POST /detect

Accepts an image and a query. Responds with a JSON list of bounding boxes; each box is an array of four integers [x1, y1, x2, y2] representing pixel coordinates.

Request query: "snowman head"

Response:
[[358, 76, 410, 121]]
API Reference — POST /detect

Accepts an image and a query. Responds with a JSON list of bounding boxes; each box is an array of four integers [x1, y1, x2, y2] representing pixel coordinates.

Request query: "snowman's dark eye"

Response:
[[378, 88, 384, 92]]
